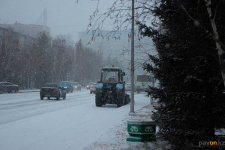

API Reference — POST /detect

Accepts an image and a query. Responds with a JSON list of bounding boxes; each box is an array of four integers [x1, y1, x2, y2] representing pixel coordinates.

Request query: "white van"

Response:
[[135, 74, 154, 93]]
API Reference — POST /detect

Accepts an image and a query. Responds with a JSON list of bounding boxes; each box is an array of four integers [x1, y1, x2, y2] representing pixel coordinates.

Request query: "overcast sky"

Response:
[[0, 0, 117, 43]]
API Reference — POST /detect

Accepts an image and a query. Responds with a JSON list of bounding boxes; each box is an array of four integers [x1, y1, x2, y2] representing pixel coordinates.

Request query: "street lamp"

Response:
[[130, 0, 135, 113]]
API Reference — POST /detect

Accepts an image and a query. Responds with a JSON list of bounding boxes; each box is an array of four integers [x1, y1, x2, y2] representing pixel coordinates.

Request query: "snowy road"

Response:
[[0, 89, 151, 150]]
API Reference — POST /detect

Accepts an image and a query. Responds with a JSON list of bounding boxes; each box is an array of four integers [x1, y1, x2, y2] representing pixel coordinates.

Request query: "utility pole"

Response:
[[130, 0, 135, 113]]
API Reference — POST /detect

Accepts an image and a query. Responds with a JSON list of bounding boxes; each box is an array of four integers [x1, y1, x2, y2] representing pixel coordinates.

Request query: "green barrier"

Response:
[[127, 120, 156, 142]]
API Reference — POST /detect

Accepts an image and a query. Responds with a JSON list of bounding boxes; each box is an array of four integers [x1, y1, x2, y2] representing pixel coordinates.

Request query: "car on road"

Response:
[[125, 83, 136, 92], [0, 82, 19, 93], [0, 84, 7, 94], [86, 83, 93, 90], [40, 83, 66, 100], [71, 82, 81, 91], [90, 83, 96, 94], [59, 81, 73, 93], [86, 82, 95, 90]]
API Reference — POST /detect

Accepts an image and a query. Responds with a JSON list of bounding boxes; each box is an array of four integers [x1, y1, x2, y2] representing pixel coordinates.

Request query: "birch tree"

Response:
[[205, 0, 225, 87], [179, 0, 225, 87], [0, 29, 20, 81]]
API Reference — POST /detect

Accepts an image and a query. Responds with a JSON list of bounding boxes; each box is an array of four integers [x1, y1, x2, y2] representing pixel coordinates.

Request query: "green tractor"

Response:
[[95, 67, 130, 107]]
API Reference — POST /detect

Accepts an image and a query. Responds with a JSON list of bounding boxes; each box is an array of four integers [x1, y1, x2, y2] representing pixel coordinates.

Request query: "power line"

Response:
[[49, 25, 87, 28]]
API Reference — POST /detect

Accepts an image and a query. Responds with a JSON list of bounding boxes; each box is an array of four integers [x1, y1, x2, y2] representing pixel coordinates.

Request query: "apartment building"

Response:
[[0, 27, 36, 50], [0, 22, 50, 39]]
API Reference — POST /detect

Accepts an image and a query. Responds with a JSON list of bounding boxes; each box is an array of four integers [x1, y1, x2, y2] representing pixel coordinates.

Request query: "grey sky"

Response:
[[0, 0, 116, 43]]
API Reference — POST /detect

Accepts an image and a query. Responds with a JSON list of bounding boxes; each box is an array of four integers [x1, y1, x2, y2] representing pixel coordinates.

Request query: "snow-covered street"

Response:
[[0, 89, 153, 150]]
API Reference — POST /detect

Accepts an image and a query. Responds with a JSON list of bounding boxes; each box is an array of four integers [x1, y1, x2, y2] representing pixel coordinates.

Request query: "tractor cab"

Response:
[[100, 67, 125, 83]]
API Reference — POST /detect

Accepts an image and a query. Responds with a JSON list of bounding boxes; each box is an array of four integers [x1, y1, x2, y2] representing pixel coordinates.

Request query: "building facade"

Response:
[[0, 26, 36, 83], [0, 22, 50, 39], [0, 27, 36, 51], [79, 30, 157, 81]]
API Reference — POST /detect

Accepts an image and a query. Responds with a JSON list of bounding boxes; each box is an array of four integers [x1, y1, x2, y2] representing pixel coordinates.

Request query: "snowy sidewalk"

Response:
[[84, 104, 171, 150]]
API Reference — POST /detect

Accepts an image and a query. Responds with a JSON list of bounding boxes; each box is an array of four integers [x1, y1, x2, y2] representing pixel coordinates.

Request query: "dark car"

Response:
[[71, 82, 82, 91], [59, 81, 73, 93], [40, 83, 66, 100], [0, 84, 7, 94], [0, 82, 19, 93]]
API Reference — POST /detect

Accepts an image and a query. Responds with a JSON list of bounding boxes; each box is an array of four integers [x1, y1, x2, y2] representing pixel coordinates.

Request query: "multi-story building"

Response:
[[0, 22, 50, 38], [0, 27, 36, 51], [79, 30, 157, 81], [0, 27, 36, 82]]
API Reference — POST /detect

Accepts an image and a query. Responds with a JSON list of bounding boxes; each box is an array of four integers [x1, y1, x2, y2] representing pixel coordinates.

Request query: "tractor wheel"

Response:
[[56, 94, 60, 100], [95, 94, 102, 107], [63, 93, 66, 100], [117, 98, 122, 107], [117, 94, 123, 107], [124, 95, 128, 105], [125, 94, 130, 104]]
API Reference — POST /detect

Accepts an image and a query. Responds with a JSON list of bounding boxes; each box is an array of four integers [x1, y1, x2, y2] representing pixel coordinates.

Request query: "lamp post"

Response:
[[130, 0, 135, 113], [127, 1, 157, 142]]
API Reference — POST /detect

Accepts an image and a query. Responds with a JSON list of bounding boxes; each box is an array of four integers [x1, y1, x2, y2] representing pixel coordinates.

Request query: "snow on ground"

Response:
[[0, 90, 170, 150], [84, 104, 171, 150]]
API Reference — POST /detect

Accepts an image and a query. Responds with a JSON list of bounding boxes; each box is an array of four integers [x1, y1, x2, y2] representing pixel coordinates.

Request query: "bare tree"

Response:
[[0, 29, 20, 82], [86, 0, 225, 87], [85, 0, 158, 70]]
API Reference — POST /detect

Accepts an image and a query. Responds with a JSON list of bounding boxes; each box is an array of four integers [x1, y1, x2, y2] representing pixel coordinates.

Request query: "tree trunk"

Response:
[[205, 0, 225, 87]]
